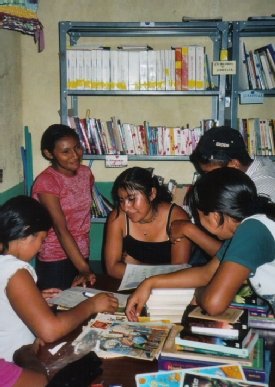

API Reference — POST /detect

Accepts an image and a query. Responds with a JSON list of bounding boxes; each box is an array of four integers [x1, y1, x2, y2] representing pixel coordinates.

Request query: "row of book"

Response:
[[91, 185, 113, 219], [68, 115, 204, 156], [240, 42, 275, 90], [66, 46, 215, 91], [238, 117, 275, 156]]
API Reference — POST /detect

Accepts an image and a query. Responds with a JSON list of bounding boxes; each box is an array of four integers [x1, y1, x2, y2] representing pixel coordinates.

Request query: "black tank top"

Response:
[[122, 204, 176, 265]]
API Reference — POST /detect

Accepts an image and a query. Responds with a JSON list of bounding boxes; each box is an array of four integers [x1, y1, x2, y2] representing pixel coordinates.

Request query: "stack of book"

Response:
[[175, 306, 257, 359], [159, 305, 271, 383], [145, 288, 195, 323], [230, 283, 271, 316]]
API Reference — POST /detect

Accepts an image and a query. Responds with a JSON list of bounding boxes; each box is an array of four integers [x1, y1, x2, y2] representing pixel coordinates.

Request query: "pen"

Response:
[[83, 291, 94, 298]]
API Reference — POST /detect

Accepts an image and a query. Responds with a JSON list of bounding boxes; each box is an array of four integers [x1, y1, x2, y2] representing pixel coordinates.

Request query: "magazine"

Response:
[[118, 263, 189, 291], [73, 313, 171, 361]]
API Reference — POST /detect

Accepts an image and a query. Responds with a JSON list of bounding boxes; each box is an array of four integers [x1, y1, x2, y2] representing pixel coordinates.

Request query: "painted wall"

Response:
[[0, 30, 22, 194], [20, 0, 275, 187], [1, 0, 274, 193]]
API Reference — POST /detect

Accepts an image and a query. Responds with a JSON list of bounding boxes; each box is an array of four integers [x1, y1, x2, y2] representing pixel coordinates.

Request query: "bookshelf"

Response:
[[59, 20, 230, 161], [230, 20, 275, 143]]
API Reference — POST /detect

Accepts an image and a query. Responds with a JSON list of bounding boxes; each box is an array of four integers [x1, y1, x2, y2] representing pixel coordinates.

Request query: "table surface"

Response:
[[40, 274, 275, 387]]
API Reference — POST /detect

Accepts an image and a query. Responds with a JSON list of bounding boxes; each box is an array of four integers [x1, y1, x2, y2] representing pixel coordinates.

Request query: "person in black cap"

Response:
[[190, 126, 275, 201], [168, 126, 275, 266]]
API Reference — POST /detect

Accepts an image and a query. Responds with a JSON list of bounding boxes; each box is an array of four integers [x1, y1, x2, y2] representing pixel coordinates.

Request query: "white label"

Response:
[[105, 155, 128, 168], [212, 61, 236, 75]]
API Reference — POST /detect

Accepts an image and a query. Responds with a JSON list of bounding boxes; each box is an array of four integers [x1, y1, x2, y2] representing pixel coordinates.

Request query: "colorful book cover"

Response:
[[176, 329, 257, 358], [181, 371, 268, 386], [136, 370, 183, 387], [189, 364, 245, 380], [183, 307, 249, 339]]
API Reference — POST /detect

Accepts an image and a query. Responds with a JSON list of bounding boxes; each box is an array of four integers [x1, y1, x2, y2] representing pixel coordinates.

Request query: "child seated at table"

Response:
[[0, 195, 118, 362]]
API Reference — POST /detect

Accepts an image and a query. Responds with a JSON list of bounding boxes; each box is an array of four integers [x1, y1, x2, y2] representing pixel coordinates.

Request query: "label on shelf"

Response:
[[239, 90, 264, 104], [212, 60, 236, 75], [105, 155, 128, 168]]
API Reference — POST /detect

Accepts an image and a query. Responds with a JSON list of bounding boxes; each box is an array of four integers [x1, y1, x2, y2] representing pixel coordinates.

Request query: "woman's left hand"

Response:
[[41, 288, 61, 301], [72, 272, 96, 287]]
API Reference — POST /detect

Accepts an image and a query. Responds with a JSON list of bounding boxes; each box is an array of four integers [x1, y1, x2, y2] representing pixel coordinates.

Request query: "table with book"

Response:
[[41, 272, 275, 387]]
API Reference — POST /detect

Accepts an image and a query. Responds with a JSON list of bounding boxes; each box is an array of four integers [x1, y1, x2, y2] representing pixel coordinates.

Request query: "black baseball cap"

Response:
[[191, 126, 251, 162]]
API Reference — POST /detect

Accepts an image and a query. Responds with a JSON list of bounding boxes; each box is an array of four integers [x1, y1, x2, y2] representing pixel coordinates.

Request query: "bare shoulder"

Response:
[[170, 203, 190, 221], [107, 209, 125, 226]]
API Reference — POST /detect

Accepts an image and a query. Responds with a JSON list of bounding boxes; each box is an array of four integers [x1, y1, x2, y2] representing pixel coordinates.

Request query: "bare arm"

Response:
[[104, 210, 126, 279], [195, 261, 251, 315], [38, 192, 95, 284], [169, 206, 193, 264], [7, 270, 118, 343], [126, 257, 220, 321], [170, 220, 222, 257]]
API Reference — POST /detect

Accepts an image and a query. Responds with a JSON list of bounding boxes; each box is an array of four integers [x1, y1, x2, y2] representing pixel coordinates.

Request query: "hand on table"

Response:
[[72, 272, 96, 287], [92, 292, 119, 314], [41, 288, 61, 301], [126, 280, 152, 322]]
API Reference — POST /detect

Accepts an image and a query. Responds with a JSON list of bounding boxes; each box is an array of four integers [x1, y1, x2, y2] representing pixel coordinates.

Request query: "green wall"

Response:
[[0, 182, 24, 205]]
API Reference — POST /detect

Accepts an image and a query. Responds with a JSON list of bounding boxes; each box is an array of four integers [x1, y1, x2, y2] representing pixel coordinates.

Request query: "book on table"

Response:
[[231, 282, 271, 315], [182, 304, 249, 339], [175, 329, 258, 358], [159, 337, 270, 383], [145, 287, 195, 323], [72, 313, 171, 361], [161, 325, 255, 367], [136, 368, 268, 387]]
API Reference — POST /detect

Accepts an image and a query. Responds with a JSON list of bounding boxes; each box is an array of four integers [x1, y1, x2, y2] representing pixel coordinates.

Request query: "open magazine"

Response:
[[118, 263, 190, 291], [72, 313, 171, 361]]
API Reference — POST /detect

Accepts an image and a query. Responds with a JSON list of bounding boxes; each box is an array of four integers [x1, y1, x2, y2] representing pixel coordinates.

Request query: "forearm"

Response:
[[56, 228, 90, 273], [147, 265, 214, 290], [106, 260, 126, 279], [183, 223, 222, 257]]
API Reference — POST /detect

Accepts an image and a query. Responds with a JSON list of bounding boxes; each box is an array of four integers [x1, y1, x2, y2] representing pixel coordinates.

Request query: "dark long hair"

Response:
[[188, 167, 275, 224], [0, 195, 52, 253], [41, 124, 80, 161], [112, 167, 172, 214]]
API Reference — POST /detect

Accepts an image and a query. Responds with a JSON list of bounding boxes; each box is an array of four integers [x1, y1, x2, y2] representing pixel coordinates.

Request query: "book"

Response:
[[176, 329, 258, 358], [161, 325, 254, 367], [137, 369, 268, 387], [182, 306, 249, 339], [159, 336, 266, 378], [186, 305, 244, 324], [231, 283, 270, 314], [136, 370, 184, 387], [180, 371, 268, 386], [74, 319, 171, 361], [48, 286, 129, 310]]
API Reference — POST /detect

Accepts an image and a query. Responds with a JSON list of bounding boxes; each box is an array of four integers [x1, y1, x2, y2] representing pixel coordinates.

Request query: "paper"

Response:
[[118, 263, 190, 291], [49, 286, 129, 309]]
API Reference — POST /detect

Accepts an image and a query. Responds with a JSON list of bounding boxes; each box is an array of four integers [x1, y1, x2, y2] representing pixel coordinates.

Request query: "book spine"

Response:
[[181, 46, 189, 90], [147, 50, 157, 90], [174, 47, 182, 91], [158, 356, 223, 371], [128, 51, 140, 90]]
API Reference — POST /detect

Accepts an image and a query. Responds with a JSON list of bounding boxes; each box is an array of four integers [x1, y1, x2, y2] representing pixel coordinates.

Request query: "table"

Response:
[[40, 274, 275, 387]]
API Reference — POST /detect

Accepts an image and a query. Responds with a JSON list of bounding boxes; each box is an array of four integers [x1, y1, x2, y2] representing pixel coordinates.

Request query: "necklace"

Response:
[[139, 209, 157, 224]]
